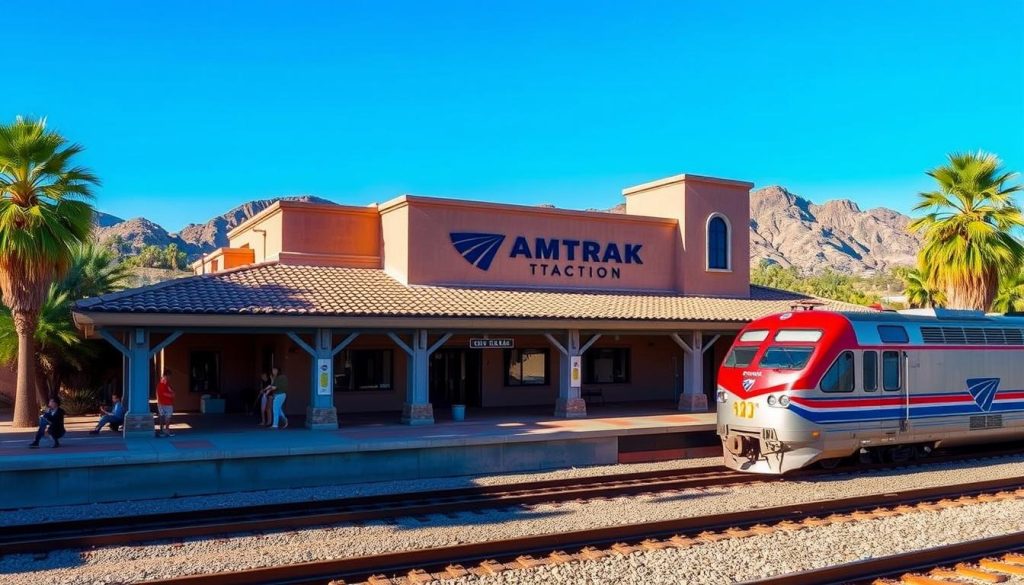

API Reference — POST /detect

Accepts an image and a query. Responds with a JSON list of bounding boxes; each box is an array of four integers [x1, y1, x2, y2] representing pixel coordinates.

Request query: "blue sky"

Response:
[[4, 0, 1022, 230]]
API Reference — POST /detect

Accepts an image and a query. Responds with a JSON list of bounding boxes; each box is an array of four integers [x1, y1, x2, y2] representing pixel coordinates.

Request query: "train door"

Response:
[[877, 349, 909, 439]]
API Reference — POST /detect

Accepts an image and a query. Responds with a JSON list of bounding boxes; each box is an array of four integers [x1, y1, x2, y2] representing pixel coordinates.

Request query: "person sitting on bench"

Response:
[[89, 394, 125, 434]]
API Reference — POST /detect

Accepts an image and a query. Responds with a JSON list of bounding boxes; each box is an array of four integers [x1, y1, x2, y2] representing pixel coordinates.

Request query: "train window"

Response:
[[820, 351, 855, 393], [774, 329, 823, 342], [724, 346, 758, 367], [758, 346, 814, 370], [863, 351, 878, 391], [878, 325, 909, 344], [882, 351, 902, 390], [739, 330, 769, 342]]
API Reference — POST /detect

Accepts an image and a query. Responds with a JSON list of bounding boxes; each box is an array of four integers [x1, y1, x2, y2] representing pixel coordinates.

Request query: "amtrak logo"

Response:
[[742, 379, 755, 391], [449, 232, 506, 271], [966, 377, 1000, 412]]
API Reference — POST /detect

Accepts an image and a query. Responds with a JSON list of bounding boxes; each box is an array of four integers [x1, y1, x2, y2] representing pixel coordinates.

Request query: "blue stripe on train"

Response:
[[788, 402, 1024, 424]]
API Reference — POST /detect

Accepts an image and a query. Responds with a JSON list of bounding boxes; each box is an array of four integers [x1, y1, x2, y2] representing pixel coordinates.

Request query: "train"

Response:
[[715, 308, 1024, 473]]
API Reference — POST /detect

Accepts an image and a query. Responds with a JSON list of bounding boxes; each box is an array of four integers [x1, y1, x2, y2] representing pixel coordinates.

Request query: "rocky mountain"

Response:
[[95, 196, 335, 259], [749, 186, 920, 273], [94, 188, 920, 274]]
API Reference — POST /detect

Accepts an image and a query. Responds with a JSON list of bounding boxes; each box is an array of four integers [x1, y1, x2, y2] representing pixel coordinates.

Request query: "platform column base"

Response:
[[123, 413, 155, 439], [677, 393, 709, 413], [306, 406, 338, 430], [554, 397, 587, 418], [402, 402, 434, 425]]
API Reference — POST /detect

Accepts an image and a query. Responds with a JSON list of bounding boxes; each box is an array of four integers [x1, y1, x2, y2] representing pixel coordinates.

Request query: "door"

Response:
[[878, 349, 909, 438], [430, 350, 482, 407]]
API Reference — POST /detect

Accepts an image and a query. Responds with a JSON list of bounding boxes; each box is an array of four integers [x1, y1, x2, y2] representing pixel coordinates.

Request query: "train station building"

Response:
[[72, 173, 859, 438]]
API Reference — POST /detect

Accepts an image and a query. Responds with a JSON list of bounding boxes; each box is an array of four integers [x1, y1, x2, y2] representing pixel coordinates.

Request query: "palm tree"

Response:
[[908, 151, 1024, 310], [0, 117, 98, 426], [901, 266, 947, 308], [993, 272, 1024, 314], [0, 243, 129, 408]]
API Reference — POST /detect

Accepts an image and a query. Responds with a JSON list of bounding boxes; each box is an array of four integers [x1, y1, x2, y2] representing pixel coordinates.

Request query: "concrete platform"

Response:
[[0, 404, 718, 508]]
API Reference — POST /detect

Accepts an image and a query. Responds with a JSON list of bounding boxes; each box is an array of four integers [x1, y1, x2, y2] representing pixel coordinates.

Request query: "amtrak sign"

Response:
[[449, 232, 643, 281]]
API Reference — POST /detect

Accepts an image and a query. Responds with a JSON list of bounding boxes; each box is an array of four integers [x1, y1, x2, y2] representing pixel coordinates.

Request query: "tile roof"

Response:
[[75, 263, 870, 323]]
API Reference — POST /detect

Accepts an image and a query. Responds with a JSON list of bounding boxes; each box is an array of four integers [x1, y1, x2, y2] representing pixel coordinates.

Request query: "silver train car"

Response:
[[716, 308, 1024, 473]]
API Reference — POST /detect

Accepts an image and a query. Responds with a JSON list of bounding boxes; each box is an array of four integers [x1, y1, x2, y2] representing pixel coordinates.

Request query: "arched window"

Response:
[[707, 214, 730, 270]]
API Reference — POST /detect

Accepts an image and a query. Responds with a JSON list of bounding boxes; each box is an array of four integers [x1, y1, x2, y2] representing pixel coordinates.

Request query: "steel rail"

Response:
[[743, 531, 1024, 585], [141, 475, 1024, 585], [0, 464, 753, 554]]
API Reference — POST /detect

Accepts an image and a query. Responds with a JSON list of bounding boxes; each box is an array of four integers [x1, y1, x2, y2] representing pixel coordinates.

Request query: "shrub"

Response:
[[59, 387, 102, 416]]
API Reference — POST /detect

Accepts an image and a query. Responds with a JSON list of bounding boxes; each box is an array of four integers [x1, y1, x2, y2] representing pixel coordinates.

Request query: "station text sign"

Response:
[[469, 338, 515, 349]]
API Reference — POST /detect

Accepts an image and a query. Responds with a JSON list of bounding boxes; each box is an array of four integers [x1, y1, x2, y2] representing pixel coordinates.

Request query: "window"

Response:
[[505, 349, 549, 386], [739, 329, 769, 342], [707, 215, 730, 270], [882, 350, 902, 391], [584, 348, 630, 384], [724, 346, 759, 367], [757, 346, 814, 370], [775, 329, 823, 342], [878, 325, 909, 344], [334, 349, 393, 391], [820, 351, 855, 392], [863, 351, 878, 391], [189, 351, 221, 394]]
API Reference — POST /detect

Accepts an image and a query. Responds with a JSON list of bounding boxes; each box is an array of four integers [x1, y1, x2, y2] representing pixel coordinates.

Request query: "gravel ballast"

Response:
[[2, 455, 1024, 584]]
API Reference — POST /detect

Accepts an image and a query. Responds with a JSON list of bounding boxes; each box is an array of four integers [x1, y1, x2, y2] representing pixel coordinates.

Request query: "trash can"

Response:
[[201, 394, 226, 414], [451, 404, 466, 421]]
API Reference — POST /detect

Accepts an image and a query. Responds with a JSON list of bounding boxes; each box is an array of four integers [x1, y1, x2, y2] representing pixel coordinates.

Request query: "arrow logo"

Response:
[[966, 377, 1000, 412], [449, 232, 506, 271]]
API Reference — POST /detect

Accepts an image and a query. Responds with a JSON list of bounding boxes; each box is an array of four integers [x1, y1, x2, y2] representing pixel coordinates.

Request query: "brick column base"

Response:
[[123, 413, 155, 439], [554, 397, 587, 418], [677, 393, 709, 413], [306, 406, 338, 430], [402, 402, 434, 426]]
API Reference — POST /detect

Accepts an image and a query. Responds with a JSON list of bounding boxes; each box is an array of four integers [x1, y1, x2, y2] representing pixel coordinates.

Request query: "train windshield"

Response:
[[757, 346, 815, 370], [724, 346, 759, 367]]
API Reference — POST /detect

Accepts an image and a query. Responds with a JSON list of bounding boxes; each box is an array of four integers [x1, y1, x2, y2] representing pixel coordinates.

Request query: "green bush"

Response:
[[59, 387, 102, 416]]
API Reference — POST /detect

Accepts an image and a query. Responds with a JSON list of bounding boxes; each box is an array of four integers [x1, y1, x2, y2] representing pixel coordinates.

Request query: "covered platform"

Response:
[[0, 404, 717, 508]]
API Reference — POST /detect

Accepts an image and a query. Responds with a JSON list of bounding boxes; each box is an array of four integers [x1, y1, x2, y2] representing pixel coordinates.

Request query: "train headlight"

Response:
[[778, 395, 790, 407], [716, 390, 727, 403], [766, 395, 778, 407]]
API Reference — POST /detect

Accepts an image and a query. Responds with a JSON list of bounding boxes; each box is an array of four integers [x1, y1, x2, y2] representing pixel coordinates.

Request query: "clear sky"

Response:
[[4, 0, 1023, 231]]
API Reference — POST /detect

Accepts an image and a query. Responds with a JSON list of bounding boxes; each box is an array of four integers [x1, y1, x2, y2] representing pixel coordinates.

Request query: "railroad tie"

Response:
[[579, 546, 608, 560], [979, 559, 1024, 576], [366, 575, 394, 585], [1003, 553, 1024, 564], [443, 564, 469, 578], [952, 563, 1007, 582], [899, 574, 960, 585], [668, 535, 696, 547], [477, 559, 506, 575], [405, 569, 433, 584], [514, 555, 543, 569], [548, 550, 573, 564]]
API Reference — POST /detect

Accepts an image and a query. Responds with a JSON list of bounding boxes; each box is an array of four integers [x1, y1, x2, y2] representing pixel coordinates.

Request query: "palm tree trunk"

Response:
[[11, 311, 40, 428], [34, 361, 49, 408]]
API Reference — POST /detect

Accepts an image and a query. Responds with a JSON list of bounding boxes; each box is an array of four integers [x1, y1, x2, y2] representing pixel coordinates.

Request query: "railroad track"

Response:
[[2, 445, 1020, 556], [748, 531, 1024, 585], [140, 475, 1024, 585]]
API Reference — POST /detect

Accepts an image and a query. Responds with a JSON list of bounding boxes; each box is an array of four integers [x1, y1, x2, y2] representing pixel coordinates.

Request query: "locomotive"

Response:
[[716, 308, 1024, 473]]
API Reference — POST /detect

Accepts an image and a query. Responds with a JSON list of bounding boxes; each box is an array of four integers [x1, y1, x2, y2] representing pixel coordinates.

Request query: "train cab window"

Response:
[[882, 350, 902, 391], [863, 351, 878, 391], [739, 330, 769, 342], [758, 346, 814, 370], [820, 351, 855, 392], [878, 325, 909, 344], [724, 346, 758, 368], [774, 329, 822, 342]]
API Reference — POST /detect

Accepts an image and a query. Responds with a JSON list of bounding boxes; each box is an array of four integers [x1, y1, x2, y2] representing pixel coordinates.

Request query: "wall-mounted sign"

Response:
[[317, 359, 332, 395], [450, 232, 644, 281], [570, 355, 582, 388], [470, 338, 514, 349]]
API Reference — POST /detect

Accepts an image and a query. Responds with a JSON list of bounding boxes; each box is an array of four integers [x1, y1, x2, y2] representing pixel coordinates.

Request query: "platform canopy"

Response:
[[72, 263, 868, 331]]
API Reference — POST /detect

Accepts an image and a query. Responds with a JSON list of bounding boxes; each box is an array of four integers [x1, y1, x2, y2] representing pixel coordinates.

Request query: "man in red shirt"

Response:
[[156, 370, 175, 437]]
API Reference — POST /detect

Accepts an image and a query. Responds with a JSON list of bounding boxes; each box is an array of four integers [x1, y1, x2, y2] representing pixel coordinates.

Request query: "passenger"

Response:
[[156, 370, 175, 437], [88, 394, 125, 435], [258, 372, 272, 426], [269, 366, 289, 429], [29, 398, 66, 449]]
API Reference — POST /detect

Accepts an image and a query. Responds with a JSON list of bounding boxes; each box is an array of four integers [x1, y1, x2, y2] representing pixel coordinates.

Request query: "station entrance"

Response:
[[429, 349, 483, 407]]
